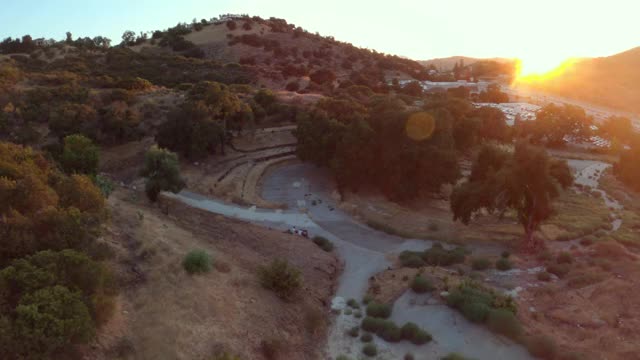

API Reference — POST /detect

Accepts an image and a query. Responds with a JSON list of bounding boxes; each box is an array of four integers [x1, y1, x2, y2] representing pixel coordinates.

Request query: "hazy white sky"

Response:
[[1, 0, 638, 62]]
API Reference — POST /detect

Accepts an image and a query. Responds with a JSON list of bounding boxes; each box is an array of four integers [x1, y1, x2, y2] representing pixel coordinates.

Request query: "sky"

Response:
[[1, 0, 639, 64]]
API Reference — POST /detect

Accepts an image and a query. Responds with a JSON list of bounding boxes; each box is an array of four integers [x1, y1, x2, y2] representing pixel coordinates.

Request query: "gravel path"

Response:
[[168, 162, 533, 360]]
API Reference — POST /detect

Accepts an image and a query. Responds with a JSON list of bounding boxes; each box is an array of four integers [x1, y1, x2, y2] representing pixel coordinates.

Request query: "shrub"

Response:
[[495, 258, 513, 271], [336, 356, 352, 360], [380, 321, 402, 342], [399, 251, 426, 268], [360, 333, 373, 342], [312, 236, 334, 252], [411, 275, 434, 293], [410, 328, 433, 345], [258, 259, 302, 299], [537, 272, 552, 281], [366, 302, 392, 319], [354, 310, 363, 318], [525, 335, 558, 360], [547, 263, 570, 278], [579, 238, 593, 247], [182, 250, 212, 274], [285, 81, 300, 92], [537, 250, 553, 262], [400, 322, 420, 340], [557, 252, 573, 264], [361, 317, 385, 333], [347, 326, 359, 338], [422, 245, 466, 266], [362, 344, 377, 357], [461, 301, 490, 323], [471, 257, 491, 271], [346, 298, 360, 309], [501, 251, 511, 258], [486, 309, 522, 339], [405, 353, 415, 360]]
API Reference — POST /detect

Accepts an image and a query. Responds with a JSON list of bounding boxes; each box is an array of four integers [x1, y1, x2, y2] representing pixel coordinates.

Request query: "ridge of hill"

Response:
[[524, 47, 640, 115], [127, 15, 430, 92]]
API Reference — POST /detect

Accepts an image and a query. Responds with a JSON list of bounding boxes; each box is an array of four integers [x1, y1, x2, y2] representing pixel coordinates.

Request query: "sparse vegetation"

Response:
[[182, 250, 212, 274], [312, 236, 334, 252], [366, 302, 392, 319], [411, 275, 434, 293], [362, 343, 378, 357], [258, 259, 302, 299]]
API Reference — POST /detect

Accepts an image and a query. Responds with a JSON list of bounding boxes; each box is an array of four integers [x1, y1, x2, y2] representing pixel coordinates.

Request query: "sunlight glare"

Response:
[[514, 56, 577, 83]]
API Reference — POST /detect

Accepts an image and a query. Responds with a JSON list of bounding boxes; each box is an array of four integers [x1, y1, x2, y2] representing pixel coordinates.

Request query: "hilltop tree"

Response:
[[140, 145, 185, 201], [451, 143, 573, 251], [121, 30, 136, 46]]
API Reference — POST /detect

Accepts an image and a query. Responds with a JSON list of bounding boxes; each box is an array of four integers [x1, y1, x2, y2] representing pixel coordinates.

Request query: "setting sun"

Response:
[[514, 56, 578, 83]]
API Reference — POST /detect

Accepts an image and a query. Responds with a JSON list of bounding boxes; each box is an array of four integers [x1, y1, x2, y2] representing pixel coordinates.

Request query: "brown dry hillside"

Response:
[[527, 47, 640, 114], [130, 16, 429, 92], [93, 189, 340, 360]]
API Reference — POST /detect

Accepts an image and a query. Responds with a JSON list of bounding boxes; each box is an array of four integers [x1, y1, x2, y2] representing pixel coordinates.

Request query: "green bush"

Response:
[[360, 332, 373, 342], [537, 272, 552, 281], [422, 244, 466, 266], [411, 275, 434, 293], [471, 257, 491, 271], [401, 322, 420, 340], [405, 353, 415, 360], [354, 310, 363, 318], [526, 335, 558, 359], [258, 259, 302, 299], [547, 263, 570, 278], [411, 328, 433, 345], [347, 326, 359, 338], [380, 321, 402, 342], [366, 302, 392, 319], [182, 250, 212, 274], [461, 301, 490, 323], [312, 236, 334, 252], [361, 317, 382, 332], [556, 252, 573, 264], [486, 309, 522, 339], [347, 298, 360, 309], [495, 258, 513, 271], [399, 251, 426, 268], [362, 344, 378, 357], [336, 356, 352, 360]]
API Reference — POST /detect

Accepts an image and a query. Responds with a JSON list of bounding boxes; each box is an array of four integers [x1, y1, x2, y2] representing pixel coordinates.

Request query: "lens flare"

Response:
[[405, 112, 435, 141], [513, 56, 577, 84]]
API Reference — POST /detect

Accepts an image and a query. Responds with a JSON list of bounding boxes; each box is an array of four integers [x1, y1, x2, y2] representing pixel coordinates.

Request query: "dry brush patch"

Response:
[[92, 189, 340, 360]]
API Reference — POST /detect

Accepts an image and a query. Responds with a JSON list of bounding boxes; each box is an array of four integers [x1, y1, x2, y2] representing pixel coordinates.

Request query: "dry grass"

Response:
[[92, 188, 339, 360]]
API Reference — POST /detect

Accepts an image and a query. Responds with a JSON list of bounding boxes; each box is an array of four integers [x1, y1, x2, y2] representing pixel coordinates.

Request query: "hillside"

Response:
[[129, 16, 430, 92], [524, 47, 640, 115]]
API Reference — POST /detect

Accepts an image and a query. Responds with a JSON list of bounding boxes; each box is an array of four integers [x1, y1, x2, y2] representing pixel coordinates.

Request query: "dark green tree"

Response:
[[451, 143, 572, 250], [60, 134, 99, 176], [140, 145, 185, 201]]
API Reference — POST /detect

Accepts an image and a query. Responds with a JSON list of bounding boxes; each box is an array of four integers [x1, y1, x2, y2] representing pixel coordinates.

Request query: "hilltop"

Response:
[[127, 15, 429, 92]]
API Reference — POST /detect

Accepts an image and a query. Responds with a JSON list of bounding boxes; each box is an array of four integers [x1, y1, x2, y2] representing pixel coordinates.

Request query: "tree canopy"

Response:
[[140, 145, 185, 201], [451, 143, 573, 250]]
